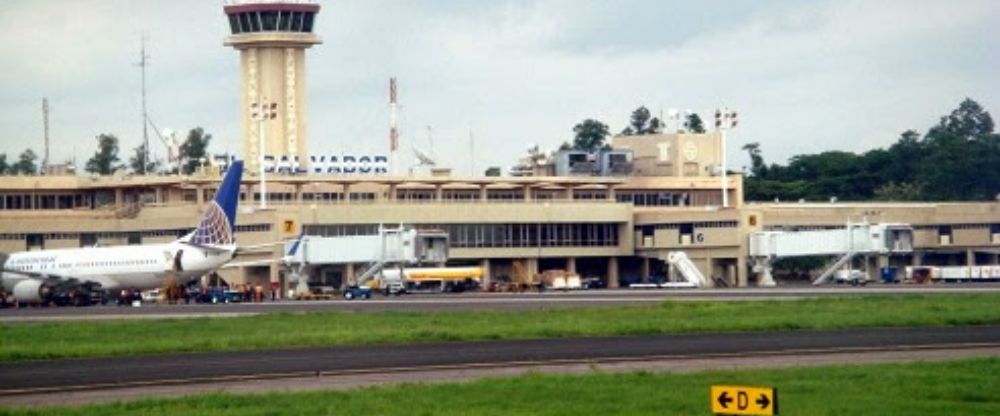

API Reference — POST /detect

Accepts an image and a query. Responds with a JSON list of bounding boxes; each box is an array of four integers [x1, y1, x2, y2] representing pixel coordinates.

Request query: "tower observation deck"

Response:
[[224, 0, 321, 174]]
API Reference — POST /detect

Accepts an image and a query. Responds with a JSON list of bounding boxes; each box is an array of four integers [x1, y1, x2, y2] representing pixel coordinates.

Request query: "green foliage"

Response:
[[180, 127, 212, 174], [630, 106, 651, 133], [484, 167, 501, 177], [742, 142, 766, 177], [874, 181, 923, 201], [2, 294, 999, 362], [128, 142, 160, 175], [9, 358, 999, 415], [571, 119, 609, 152], [0, 153, 7, 174], [84, 134, 122, 175], [9, 149, 38, 175], [622, 106, 662, 135], [684, 113, 706, 133], [744, 98, 1000, 202]]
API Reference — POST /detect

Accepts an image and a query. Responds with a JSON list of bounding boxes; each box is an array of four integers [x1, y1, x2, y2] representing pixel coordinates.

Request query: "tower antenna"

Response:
[[135, 33, 151, 175], [42, 98, 50, 173], [389, 77, 399, 175], [469, 129, 475, 176]]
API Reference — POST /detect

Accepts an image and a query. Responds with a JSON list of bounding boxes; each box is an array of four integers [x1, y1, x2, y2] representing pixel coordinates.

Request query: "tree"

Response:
[[684, 113, 706, 133], [928, 98, 994, 140], [180, 127, 212, 174], [629, 106, 652, 134], [620, 106, 663, 136], [741, 142, 767, 177], [85, 134, 123, 175], [484, 167, 501, 177], [11, 149, 38, 175], [873, 181, 923, 201], [571, 119, 610, 152], [647, 117, 663, 134], [741, 98, 999, 202], [0, 153, 8, 175], [129, 142, 160, 175]]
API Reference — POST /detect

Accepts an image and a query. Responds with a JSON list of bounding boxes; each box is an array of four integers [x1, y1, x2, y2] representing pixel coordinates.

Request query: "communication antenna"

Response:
[[146, 116, 180, 173], [426, 125, 434, 160], [135, 33, 151, 174], [389, 77, 400, 175], [410, 145, 436, 176], [42, 98, 50, 172]]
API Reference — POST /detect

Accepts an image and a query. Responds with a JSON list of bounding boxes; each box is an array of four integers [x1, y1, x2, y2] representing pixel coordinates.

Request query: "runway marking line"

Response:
[[2, 342, 997, 396]]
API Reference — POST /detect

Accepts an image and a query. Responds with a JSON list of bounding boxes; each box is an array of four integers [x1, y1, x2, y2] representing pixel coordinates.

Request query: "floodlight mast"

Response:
[[251, 99, 278, 209], [714, 107, 739, 208]]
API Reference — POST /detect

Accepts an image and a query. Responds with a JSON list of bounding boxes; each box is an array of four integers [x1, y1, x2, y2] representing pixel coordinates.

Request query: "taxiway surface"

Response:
[[2, 325, 998, 395]]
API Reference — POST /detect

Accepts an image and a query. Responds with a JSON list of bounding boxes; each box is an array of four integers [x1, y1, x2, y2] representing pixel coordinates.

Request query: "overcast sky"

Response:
[[1, 0, 997, 175]]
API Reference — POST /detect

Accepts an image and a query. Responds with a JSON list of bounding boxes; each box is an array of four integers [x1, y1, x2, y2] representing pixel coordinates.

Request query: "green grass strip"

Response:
[[2, 294, 1000, 362], [3, 357, 998, 415]]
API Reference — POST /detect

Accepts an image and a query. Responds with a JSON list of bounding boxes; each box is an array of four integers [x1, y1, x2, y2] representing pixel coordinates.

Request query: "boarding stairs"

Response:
[[666, 251, 707, 287]]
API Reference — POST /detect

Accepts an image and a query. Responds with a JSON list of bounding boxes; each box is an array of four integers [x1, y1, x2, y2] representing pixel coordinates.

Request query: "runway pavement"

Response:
[[2, 284, 998, 322], [2, 325, 998, 395]]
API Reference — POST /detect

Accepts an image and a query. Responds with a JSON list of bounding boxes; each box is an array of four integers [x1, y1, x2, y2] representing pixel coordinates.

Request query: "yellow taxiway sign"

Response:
[[710, 385, 777, 415]]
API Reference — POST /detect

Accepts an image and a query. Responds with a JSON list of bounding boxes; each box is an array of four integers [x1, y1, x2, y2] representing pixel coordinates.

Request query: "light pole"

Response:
[[251, 99, 278, 209], [714, 107, 738, 208]]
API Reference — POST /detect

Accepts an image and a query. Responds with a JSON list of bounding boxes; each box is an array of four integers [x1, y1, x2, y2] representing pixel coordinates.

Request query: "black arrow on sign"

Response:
[[756, 394, 771, 409], [717, 391, 733, 408]]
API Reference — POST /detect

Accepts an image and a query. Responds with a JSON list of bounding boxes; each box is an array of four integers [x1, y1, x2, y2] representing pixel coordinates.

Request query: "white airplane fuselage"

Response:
[[1, 242, 236, 293]]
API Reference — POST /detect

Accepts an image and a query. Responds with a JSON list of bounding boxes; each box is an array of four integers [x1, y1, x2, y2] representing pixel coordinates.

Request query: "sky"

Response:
[[0, 0, 998, 175]]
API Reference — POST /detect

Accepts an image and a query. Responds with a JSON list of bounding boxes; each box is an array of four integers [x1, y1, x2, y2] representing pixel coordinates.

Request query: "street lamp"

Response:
[[714, 107, 739, 208], [250, 98, 278, 209]]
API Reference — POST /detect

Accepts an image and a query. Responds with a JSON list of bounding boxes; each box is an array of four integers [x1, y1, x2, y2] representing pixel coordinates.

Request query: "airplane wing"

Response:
[[220, 258, 282, 269], [179, 240, 237, 255], [237, 241, 288, 251]]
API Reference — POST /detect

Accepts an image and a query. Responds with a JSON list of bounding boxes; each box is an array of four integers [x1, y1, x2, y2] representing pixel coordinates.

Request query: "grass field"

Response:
[[2, 357, 998, 415], [2, 294, 1000, 362]]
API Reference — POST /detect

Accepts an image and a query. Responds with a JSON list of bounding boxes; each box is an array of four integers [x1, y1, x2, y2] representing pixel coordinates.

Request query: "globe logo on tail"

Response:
[[191, 201, 233, 245]]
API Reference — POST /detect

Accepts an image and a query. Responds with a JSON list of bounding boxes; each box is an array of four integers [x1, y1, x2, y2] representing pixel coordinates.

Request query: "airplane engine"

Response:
[[12, 279, 53, 303]]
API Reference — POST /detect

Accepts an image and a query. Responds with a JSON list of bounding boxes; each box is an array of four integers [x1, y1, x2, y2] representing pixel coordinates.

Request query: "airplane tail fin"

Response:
[[186, 161, 244, 246], [287, 231, 306, 257]]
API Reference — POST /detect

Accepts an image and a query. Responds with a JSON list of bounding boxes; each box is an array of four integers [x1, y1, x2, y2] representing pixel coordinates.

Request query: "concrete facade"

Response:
[[2, 171, 998, 293], [224, 3, 322, 174]]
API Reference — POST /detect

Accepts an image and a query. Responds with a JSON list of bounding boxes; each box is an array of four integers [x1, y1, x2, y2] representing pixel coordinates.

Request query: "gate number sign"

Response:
[[710, 385, 777, 415]]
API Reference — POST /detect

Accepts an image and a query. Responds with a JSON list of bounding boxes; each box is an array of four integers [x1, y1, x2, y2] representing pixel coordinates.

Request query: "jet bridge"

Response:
[[748, 223, 913, 286], [283, 226, 449, 294]]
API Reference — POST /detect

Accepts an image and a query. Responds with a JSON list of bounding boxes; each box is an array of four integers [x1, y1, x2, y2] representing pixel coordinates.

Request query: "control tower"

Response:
[[224, 1, 321, 173]]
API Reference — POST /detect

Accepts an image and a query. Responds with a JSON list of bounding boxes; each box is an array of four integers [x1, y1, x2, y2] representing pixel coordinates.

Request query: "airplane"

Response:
[[0, 161, 245, 306]]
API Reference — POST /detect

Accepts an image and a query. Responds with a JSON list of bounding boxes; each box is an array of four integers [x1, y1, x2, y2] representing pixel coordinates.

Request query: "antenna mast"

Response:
[[42, 98, 50, 172], [136, 33, 151, 175], [389, 77, 399, 175]]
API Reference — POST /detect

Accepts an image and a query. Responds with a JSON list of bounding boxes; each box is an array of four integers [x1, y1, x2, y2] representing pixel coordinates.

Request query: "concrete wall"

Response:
[[613, 132, 723, 178]]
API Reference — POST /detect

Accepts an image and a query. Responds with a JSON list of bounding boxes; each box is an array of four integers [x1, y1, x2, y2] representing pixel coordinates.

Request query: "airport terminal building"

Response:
[[2, 0, 998, 295], [2, 129, 999, 294]]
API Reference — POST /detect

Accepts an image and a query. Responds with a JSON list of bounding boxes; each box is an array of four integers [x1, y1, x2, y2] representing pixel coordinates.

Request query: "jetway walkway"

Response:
[[283, 226, 449, 294], [748, 223, 914, 286]]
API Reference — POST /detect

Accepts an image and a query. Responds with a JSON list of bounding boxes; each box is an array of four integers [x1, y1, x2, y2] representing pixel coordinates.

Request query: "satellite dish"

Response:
[[412, 146, 436, 166]]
